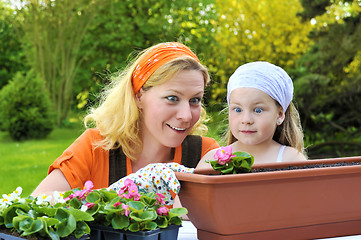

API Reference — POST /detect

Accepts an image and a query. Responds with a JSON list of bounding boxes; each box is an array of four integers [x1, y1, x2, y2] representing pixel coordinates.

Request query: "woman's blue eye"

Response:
[[166, 96, 178, 102], [190, 97, 201, 105], [234, 107, 242, 113], [254, 107, 263, 113]]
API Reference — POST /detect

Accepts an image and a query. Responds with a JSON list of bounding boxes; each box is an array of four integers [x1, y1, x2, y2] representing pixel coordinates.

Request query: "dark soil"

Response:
[[251, 161, 361, 173]]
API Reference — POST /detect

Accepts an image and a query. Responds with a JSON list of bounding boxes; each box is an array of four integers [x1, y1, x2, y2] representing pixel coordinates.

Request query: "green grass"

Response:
[[0, 124, 85, 197]]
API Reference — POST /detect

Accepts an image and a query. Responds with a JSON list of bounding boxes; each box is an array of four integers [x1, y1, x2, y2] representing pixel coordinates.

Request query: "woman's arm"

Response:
[[31, 169, 71, 197]]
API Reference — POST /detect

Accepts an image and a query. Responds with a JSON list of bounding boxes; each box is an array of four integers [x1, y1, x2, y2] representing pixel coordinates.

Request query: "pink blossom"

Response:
[[64, 190, 82, 201], [214, 146, 236, 165], [85, 202, 95, 209], [114, 202, 122, 208], [157, 206, 169, 216], [122, 203, 130, 216], [79, 180, 94, 200], [155, 193, 166, 205], [118, 179, 141, 201], [122, 185, 141, 201]]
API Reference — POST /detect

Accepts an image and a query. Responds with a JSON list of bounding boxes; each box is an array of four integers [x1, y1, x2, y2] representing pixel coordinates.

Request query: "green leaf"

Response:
[[86, 191, 101, 203], [68, 207, 94, 221], [169, 207, 188, 217], [4, 204, 30, 228], [155, 216, 168, 228], [73, 221, 90, 239], [140, 195, 157, 207], [20, 218, 44, 236], [54, 209, 76, 237], [111, 214, 129, 230], [128, 201, 146, 211], [128, 222, 140, 232], [144, 221, 157, 230], [129, 209, 157, 222], [169, 216, 182, 225], [33, 205, 57, 217], [68, 198, 82, 209]]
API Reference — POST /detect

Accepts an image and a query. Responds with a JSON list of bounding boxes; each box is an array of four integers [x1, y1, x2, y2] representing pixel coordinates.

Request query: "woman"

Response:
[[32, 42, 219, 197]]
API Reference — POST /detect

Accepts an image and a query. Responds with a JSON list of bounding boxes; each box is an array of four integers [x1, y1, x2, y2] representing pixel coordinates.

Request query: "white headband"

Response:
[[227, 61, 294, 113]]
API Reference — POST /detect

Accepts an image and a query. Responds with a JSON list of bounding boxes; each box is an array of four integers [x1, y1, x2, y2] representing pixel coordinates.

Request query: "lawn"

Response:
[[0, 124, 85, 197]]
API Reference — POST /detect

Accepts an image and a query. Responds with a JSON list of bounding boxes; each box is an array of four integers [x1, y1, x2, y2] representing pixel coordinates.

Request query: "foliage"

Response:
[[203, 0, 313, 108], [64, 180, 187, 232], [294, 0, 361, 157], [14, 0, 103, 124], [0, 180, 187, 239], [0, 1, 27, 89], [76, 0, 218, 111], [206, 146, 254, 174], [0, 71, 55, 140], [0, 188, 92, 240]]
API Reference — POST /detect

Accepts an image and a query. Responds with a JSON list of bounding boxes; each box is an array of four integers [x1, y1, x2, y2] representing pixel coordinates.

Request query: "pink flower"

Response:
[[157, 206, 169, 216], [122, 203, 130, 216], [118, 179, 141, 201], [79, 180, 94, 200], [114, 202, 122, 208], [214, 146, 236, 165], [64, 190, 82, 201], [85, 202, 95, 209], [155, 193, 166, 205]]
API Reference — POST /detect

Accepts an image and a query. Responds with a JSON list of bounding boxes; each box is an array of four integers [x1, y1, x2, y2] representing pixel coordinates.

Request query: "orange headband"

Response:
[[132, 42, 200, 93]]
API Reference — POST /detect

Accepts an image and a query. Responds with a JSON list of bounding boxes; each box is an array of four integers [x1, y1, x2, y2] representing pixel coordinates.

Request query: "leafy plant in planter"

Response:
[[0, 179, 187, 240], [0, 187, 93, 240], [206, 146, 254, 174], [62, 179, 187, 232]]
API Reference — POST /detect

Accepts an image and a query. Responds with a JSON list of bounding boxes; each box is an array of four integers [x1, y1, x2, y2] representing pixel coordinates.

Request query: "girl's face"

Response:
[[136, 70, 205, 148], [228, 88, 284, 146]]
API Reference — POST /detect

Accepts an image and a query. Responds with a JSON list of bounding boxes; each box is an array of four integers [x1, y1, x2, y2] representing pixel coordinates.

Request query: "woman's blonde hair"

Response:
[[227, 101, 306, 156], [84, 43, 210, 160]]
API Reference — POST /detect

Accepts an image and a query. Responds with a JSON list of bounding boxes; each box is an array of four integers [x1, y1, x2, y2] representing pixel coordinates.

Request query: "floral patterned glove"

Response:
[[108, 163, 194, 205]]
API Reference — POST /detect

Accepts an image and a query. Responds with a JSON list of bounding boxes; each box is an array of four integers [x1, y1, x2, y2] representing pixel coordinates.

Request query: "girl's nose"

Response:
[[241, 111, 254, 124]]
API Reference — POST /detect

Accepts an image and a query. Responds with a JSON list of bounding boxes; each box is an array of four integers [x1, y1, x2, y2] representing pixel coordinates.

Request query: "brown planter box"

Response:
[[176, 156, 361, 240]]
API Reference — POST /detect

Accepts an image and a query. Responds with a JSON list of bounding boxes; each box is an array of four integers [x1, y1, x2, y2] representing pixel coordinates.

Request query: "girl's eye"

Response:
[[166, 96, 178, 102], [254, 107, 263, 113], [234, 107, 242, 113], [190, 97, 201, 105]]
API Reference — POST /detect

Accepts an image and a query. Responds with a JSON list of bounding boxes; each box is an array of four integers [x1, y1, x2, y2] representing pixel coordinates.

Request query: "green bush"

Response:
[[0, 71, 55, 140]]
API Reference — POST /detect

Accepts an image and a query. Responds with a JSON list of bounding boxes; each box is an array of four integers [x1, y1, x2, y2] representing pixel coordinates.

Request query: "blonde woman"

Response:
[[32, 42, 219, 198]]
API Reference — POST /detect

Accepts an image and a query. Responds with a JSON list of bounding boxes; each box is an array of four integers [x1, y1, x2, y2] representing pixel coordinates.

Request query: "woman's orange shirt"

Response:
[[49, 128, 219, 189]]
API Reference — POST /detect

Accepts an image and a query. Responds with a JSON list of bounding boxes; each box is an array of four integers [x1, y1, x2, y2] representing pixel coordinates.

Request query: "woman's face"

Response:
[[136, 70, 205, 148]]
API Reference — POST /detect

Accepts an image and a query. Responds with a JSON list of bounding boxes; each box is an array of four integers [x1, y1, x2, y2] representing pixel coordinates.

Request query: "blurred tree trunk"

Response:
[[16, 0, 100, 124]]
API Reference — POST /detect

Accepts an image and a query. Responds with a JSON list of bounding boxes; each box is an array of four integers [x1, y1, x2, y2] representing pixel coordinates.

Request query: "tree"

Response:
[[295, 0, 361, 157], [75, 0, 218, 110], [203, 0, 314, 107], [15, 0, 102, 123], [0, 1, 27, 89]]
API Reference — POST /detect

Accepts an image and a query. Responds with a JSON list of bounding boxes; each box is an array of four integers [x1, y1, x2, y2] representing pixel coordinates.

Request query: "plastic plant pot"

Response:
[[89, 225, 180, 240]]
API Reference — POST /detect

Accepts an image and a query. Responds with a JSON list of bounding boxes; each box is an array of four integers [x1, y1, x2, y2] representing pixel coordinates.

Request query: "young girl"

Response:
[[198, 61, 306, 168], [31, 42, 219, 197]]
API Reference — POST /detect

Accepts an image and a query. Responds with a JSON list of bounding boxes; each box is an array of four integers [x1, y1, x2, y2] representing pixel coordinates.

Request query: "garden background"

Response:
[[0, 0, 360, 196]]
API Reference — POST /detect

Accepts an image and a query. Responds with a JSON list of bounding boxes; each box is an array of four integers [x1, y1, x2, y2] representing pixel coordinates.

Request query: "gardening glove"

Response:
[[108, 163, 194, 205]]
